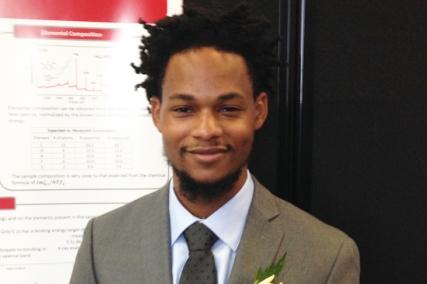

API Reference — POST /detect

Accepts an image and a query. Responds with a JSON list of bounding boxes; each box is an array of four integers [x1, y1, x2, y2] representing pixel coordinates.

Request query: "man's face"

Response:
[[150, 47, 268, 187]]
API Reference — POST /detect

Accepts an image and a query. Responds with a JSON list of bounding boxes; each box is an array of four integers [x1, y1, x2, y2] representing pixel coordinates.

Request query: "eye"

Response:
[[219, 105, 242, 114], [171, 106, 194, 117], [172, 106, 193, 113]]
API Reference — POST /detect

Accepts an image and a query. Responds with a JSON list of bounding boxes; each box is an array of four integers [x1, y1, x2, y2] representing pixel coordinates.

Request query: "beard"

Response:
[[172, 164, 243, 203]]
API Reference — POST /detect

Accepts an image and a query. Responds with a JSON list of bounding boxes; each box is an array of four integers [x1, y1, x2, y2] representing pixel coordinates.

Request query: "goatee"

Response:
[[172, 165, 243, 202]]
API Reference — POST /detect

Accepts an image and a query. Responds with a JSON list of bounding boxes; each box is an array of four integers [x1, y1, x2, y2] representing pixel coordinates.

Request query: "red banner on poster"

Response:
[[0, 197, 15, 210], [14, 26, 119, 41], [0, 0, 166, 23]]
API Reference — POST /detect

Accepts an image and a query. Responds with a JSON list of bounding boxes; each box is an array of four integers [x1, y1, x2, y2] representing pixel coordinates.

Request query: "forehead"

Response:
[[161, 47, 253, 100]]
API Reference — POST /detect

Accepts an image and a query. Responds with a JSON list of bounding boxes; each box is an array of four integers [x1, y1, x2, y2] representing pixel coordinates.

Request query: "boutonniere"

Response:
[[254, 252, 287, 284], [253, 234, 287, 284]]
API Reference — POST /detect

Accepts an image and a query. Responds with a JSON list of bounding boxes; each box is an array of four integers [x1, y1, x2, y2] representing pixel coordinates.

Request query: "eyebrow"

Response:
[[168, 92, 244, 102], [168, 94, 195, 101], [217, 93, 244, 101]]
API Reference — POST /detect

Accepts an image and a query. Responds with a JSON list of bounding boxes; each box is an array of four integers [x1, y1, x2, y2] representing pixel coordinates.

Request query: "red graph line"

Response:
[[36, 55, 102, 93], [37, 81, 102, 92]]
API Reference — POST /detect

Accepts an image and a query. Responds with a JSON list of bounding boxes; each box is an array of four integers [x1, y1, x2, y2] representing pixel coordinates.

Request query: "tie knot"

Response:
[[183, 222, 218, 251]]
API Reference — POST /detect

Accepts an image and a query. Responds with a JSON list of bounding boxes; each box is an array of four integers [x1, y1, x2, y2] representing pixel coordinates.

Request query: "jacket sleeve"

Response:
[[69, 218, 98, 284], [326, 238, 361, 284]]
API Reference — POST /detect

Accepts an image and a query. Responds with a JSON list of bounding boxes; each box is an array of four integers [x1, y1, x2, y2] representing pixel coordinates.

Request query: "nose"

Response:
[[192, 110, 223, 140]]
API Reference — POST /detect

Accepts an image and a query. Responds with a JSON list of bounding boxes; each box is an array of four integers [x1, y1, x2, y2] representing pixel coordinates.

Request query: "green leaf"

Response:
[[254, 252, 287, 283]]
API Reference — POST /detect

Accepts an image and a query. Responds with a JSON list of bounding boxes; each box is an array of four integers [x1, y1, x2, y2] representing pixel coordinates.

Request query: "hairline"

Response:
[[155, 45, 263, 102]]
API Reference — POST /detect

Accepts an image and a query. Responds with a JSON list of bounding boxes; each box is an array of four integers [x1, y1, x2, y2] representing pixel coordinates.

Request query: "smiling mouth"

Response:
[[184, 145, 231, 163]]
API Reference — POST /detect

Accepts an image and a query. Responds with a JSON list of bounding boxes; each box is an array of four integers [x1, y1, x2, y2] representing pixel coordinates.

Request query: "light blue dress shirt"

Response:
[[169, 171, 254, 284]]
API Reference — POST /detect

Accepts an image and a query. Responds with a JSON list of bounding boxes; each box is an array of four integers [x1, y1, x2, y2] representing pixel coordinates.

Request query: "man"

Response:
[[70, 5, 360, 284]]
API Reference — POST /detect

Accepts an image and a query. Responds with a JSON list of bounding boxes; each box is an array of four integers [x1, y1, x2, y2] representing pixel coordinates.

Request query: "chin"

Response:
[[188, 169, 236, 184], [190, 172, 223, 183], [172, 165, 244, 201]]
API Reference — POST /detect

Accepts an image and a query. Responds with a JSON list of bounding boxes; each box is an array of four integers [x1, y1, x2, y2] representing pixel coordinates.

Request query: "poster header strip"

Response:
[[14, 26, 120, 41], [0, 0, 167, 23], [0, 197, 16, 210]]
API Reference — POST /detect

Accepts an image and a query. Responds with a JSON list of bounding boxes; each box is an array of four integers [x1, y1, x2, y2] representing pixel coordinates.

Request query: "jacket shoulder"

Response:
[[254, 180, 354, 246], [93, 187, 168, 233], [259, 186, 356, 249], [253, 182, 360, 282]]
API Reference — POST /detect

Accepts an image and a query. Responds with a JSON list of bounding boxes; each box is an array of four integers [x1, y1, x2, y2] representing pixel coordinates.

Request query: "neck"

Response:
[[173, 170, 248, 218]]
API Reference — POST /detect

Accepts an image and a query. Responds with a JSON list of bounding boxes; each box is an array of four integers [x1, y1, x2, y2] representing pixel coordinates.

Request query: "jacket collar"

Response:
[[228, 177, 286, 284], [138, 183, 173, 284]]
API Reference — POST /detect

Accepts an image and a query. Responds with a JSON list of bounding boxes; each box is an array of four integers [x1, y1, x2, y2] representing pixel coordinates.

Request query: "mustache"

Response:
[[180, 144, 233, 154]]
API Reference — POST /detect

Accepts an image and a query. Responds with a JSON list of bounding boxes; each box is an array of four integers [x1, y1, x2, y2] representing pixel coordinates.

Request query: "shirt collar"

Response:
[[169, 170, 254, 252]]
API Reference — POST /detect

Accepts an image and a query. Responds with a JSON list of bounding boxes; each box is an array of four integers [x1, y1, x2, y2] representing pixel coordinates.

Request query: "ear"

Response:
[[150, 97, 162, 131], [254, 92, 268, 130]]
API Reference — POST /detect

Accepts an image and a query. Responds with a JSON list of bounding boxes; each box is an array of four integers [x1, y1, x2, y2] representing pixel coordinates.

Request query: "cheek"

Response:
[[162, 135, 181, 164], [227, 126, 255, 151], [160, 124, 188, 151]]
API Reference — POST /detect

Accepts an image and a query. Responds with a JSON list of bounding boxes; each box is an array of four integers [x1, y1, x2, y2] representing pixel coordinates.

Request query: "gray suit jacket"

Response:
[[70, 178, 360, 283]]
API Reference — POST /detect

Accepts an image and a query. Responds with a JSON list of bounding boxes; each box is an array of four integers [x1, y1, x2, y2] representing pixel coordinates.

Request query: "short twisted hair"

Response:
[[131, 4, 277, 101]]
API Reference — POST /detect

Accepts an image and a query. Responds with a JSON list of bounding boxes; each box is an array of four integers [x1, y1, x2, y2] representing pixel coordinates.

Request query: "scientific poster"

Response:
[[0, 1, 182, 283]]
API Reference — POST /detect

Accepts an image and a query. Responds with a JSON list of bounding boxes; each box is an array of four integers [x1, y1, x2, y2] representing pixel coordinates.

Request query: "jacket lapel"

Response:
[[228, 179, 286, 284], [139, 184, 173, 283], [136, 179, 286, 283]]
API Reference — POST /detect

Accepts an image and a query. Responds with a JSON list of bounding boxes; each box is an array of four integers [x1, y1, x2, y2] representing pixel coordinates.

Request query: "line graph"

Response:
[[31, 46, 113, 95], [36, 55, 103, 93]]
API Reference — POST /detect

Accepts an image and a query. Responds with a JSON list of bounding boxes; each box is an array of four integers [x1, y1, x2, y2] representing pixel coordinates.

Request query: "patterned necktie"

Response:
[[179, 222, 218, 284]]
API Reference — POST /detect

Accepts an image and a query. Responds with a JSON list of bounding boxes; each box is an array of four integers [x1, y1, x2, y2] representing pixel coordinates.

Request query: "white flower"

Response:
[[258, 275, 275, 284]]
